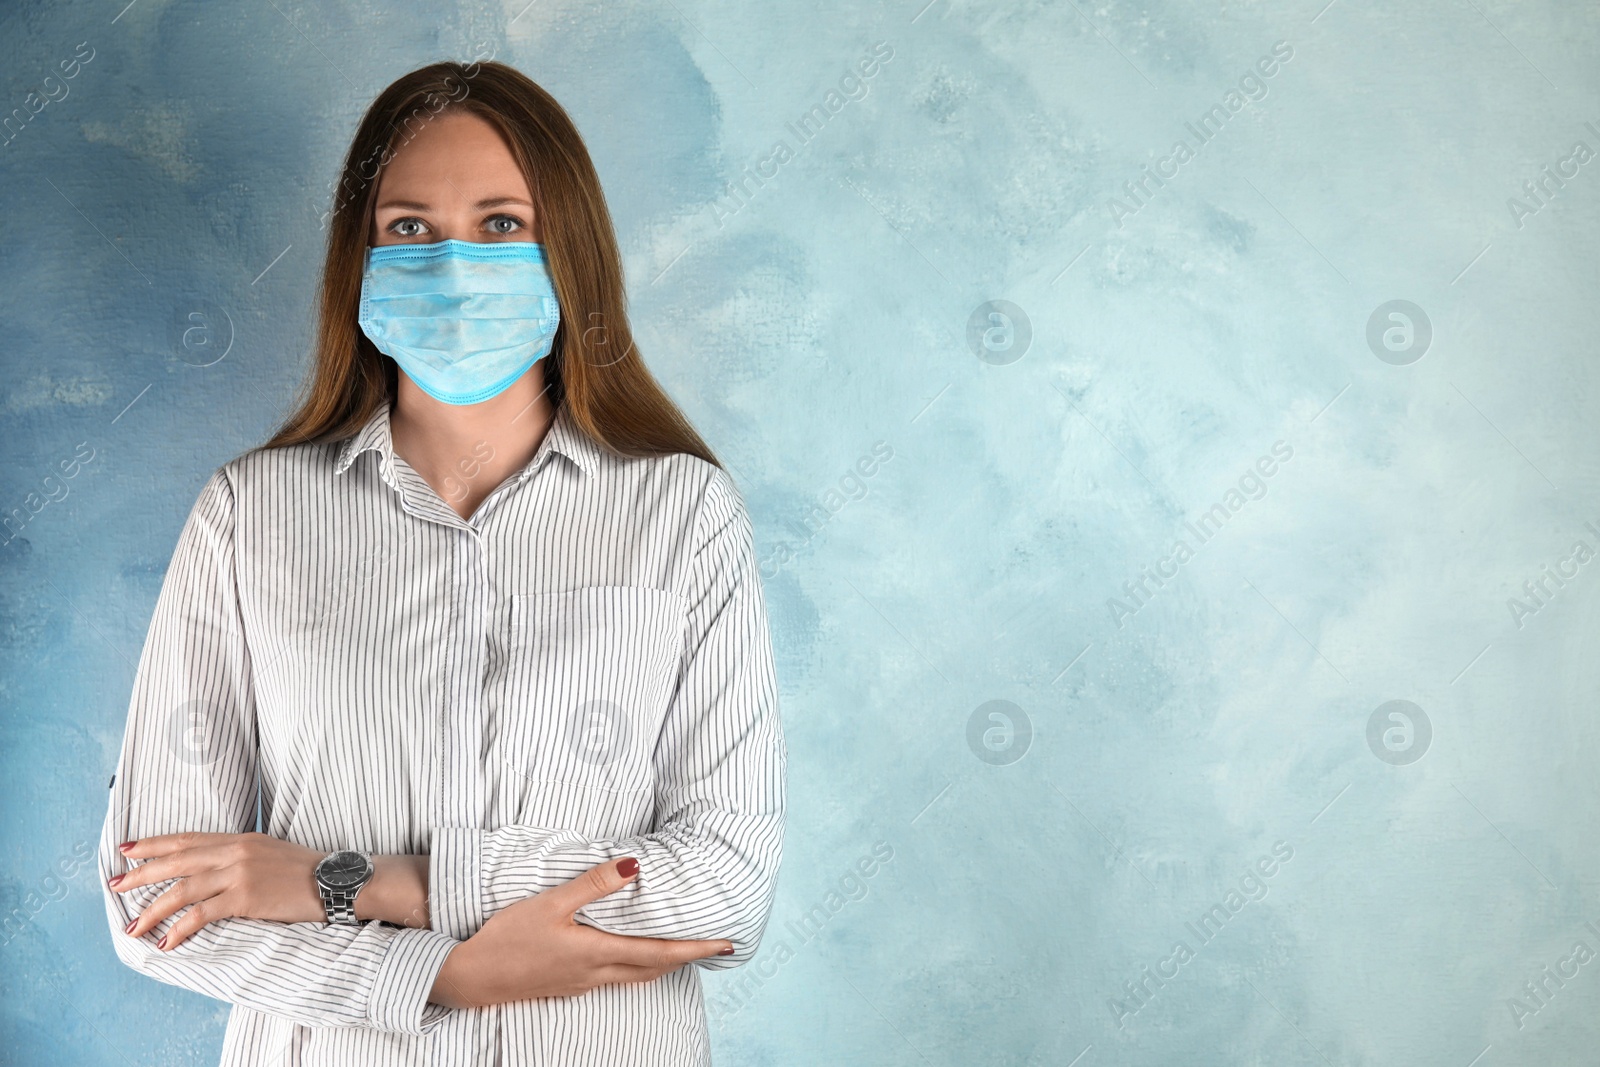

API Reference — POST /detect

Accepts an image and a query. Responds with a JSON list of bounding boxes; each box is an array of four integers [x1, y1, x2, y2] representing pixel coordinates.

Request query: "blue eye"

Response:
[[391, 218, 427, 237], [486, 214, 523, 235]]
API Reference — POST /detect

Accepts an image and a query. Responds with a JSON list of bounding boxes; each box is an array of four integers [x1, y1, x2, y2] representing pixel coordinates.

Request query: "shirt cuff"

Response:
[[429, 826, 486, 942], [368, 925, 461, 1036]]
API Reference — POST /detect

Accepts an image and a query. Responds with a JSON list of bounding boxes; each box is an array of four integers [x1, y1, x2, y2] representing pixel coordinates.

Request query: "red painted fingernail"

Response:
[[118, 841, 136, 853], [125, 919, 137, 934], [156, 935, 167, 949], [108, 875, 124, 887], [616, 857, 639, 878], [718, 946, 734, 955]]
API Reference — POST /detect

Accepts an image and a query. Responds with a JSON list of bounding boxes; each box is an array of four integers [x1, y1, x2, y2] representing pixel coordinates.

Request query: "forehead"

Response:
[[375, 109, 530, 200]]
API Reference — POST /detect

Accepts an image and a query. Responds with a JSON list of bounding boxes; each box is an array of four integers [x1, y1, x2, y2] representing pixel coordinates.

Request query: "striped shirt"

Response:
[[97, 397, 787, 1066]]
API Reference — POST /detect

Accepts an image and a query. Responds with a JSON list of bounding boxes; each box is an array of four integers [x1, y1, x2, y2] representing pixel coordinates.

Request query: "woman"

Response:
[[98, 59, 786, 1066]]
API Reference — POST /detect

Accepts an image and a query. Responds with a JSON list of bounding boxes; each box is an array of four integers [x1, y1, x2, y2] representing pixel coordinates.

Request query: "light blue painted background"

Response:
[[3, 0, 1598, 1063]]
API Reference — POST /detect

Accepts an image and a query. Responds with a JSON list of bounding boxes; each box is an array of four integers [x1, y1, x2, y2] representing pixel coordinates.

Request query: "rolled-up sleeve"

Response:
[[99, 464, 461, 1034], [428, 466, 787, 967]]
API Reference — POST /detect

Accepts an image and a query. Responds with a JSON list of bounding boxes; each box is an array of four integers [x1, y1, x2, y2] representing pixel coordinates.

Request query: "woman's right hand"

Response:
[[428, 857, 734, 1009]]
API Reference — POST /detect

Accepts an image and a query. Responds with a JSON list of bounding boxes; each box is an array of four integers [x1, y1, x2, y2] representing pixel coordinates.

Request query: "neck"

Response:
[[388, 363, 557, 519]]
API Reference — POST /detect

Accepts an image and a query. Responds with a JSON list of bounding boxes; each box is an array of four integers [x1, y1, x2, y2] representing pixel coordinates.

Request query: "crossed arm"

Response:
[[100, 465, 786, 1033], [108, 833, 738, 1009]]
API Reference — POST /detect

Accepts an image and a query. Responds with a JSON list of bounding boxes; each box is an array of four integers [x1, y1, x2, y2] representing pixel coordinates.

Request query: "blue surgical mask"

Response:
[[357, 239, 561, 405]]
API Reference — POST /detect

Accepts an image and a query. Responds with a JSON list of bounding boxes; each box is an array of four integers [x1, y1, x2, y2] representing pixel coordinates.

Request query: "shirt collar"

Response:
[[333, 398, 600, 481]]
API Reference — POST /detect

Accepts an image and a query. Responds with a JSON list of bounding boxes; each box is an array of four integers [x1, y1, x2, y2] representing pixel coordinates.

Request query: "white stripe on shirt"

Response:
[[98, 398, 787, 1066]]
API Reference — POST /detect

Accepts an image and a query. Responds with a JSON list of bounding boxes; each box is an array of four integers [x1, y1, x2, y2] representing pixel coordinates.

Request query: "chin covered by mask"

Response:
[[357, 238, 561, 405]]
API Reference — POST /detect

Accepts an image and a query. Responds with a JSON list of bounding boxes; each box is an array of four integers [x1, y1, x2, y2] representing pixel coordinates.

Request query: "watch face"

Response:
[[318, 850, 371, 889]]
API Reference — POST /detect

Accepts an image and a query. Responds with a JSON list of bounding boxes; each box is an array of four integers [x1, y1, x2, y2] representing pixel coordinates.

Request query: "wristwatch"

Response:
[[314, 849, 374, 926]]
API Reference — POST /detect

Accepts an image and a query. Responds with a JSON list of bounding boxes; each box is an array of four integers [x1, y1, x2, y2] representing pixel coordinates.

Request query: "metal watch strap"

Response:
[[322, 884, 360, 925]]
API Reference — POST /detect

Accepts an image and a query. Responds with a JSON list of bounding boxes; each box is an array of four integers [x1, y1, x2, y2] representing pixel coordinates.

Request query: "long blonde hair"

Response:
[[258, 60, 718, 467]]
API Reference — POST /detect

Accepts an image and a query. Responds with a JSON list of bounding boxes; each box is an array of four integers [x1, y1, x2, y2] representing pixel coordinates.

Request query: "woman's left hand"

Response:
[[110, 831, 327, 950]]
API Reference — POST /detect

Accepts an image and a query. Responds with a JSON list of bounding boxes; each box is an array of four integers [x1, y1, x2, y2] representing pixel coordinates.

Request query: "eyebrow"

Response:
[[376, 196, 533, 210]]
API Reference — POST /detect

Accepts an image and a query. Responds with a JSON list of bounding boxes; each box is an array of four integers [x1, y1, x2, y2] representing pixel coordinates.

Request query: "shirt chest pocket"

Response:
[[501, 585, 689, 806]]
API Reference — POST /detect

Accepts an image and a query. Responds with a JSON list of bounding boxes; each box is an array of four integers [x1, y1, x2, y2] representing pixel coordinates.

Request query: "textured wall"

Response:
[[4, 0, 1599, 1064]]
